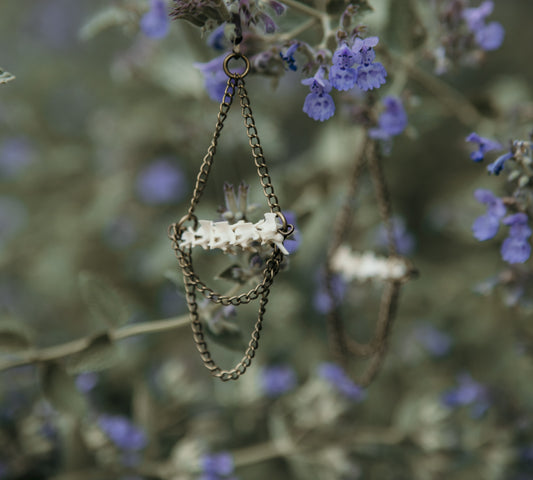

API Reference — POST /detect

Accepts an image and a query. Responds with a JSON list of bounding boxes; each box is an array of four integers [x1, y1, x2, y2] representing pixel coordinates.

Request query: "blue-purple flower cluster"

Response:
[[260, 364, 297, 397], [98, 415, 148, 453], [466, 132, 513, 175], [140, 0, 170, 39], [368, 96, 408, 142], [472, 189, 531, 264], [462, 1, 505, 51], [302, 37, 387, 122], [441, 373, 490, 419], [467, 133, 533, 264], [200, 452, 238, 480]]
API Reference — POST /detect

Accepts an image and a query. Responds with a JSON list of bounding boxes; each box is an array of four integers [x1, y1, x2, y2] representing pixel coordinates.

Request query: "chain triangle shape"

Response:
[[324, 137, 416, 387], [168, 53, 292, 381]]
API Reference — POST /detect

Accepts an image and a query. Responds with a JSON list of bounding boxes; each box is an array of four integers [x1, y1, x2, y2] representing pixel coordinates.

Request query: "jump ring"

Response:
[[275, 211, 295, 237], [223, 53, 250, 79]]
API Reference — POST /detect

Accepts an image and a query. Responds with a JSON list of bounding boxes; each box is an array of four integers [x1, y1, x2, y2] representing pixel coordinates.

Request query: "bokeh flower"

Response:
[[98, 415, 147, 451], [501, 213, 532, 264], [260, 365, 297, 397], [369, 96, 408, 141], [140, 0, 170, 39], [136, 158, 186, 205]]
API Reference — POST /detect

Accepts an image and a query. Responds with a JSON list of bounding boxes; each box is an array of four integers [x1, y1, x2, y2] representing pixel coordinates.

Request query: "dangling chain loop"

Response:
[[169, 52, 292, 381]]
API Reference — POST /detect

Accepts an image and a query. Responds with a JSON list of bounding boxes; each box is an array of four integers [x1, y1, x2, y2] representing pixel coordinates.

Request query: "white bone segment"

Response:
[[330, 245, 408, 282], [178, 213, 289, 255]]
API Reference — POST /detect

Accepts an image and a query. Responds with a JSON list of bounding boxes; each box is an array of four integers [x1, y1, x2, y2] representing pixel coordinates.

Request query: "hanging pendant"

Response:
[[324, 138, 416, 386], [169, 52, 293, 381]]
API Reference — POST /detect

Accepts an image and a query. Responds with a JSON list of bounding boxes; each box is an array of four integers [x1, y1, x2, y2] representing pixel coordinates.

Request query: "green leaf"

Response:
[[66, 333, 119, 373], [79, 6, 137, 41], [78, 271, 130, 328], [41, 362, 87, 417], [0, 316, 33, 353], [0, 68, 15, 85]]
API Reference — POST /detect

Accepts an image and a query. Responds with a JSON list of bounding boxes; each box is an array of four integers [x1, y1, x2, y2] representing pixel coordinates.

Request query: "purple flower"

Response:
[[462, 1, 494, 31], [302, 68, 335, 121], [282, 210, 301, 254], [369, 96, 407, 140], [465, 132, 502, 162], [136, 158, 186, 205], [75, 372, 99, 393], [98, 415, 147, 451], [313, 272, 347, 314], [375, 216, 415, 255], [350, 36, 387, 91], [441, 373, 490, 418], [475, 21, 505, 51], [462, 1, 504, 51], [207, 24, 229, 50], [194, 54, 230, 102], [140, 0, 170, 39], [317, 362, 365, 401], [472, 189, 506, 241], [503, 213, 532, 239], [257, 11, 277, 33], [355, 62, 387, 91], [0, 137, 35, 179], [330, 44, 358, 91], [260, 365, 297, 397], [352, 37, 379, 66], [487, 151, 513, 175], [332, 43, 356, 68], [413, 324, 452, 357], [329, 65, 357, 91], [501, 236, 531, 264], [501, 213, 532, 264], [201, 452, 234, 476], [280, 42, 299, 71]]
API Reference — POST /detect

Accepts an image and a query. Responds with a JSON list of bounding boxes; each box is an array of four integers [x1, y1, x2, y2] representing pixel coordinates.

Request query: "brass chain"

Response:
[[169, 52, 291, 380], [185, 249, 282, 381]]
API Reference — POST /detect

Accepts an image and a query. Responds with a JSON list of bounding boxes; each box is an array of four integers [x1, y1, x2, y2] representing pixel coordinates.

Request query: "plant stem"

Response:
[[0, 314, 191, 373], [278, 0, 324, 20]]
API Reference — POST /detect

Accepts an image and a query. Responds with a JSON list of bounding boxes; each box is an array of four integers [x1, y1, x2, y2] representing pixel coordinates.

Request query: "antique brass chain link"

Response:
[[168, 52, 291, 381]]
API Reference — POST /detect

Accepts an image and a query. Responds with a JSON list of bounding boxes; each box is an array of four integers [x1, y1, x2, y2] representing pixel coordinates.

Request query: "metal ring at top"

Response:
[[223, 53, 250, 79], [275, 211, 295, 237]]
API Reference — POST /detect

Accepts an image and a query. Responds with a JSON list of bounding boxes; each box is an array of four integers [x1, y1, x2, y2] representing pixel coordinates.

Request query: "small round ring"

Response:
[[223, 53, 250, 79], [275, 211, 295, 237]]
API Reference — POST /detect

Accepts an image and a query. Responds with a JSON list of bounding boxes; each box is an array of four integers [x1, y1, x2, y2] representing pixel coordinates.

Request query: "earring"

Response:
[[168, 49, 293, 382]]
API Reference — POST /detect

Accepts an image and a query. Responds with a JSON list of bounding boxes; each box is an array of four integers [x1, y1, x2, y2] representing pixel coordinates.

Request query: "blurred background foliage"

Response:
[[1, 0, 533, 479]]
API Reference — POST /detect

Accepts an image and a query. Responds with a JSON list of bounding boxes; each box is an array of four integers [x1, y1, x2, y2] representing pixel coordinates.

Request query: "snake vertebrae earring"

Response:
[[168, 47, 293, 382], [325, 137, 416, 387]]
